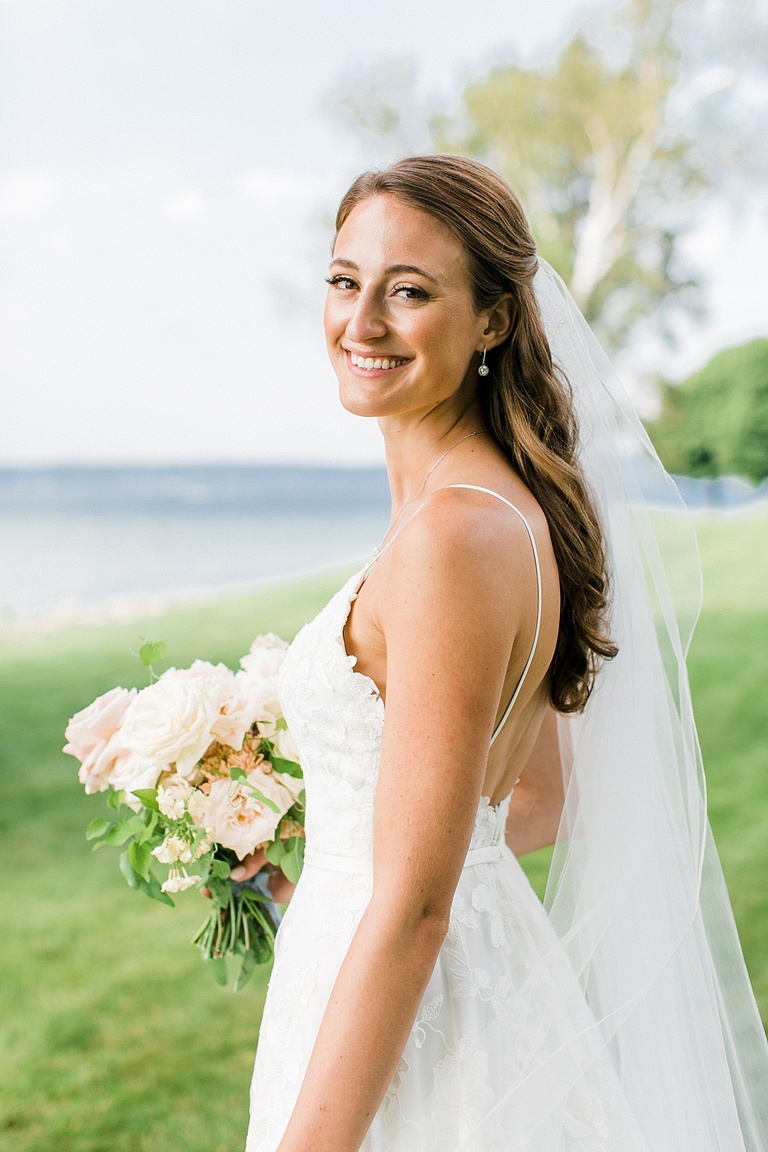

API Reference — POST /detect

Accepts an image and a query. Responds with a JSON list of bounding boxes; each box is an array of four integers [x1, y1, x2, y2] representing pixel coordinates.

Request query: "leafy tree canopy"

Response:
[[646, 338, 768, 482]]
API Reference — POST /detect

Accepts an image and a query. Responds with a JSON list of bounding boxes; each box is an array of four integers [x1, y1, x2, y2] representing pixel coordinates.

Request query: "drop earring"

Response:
[[478, 348, 490, 377]]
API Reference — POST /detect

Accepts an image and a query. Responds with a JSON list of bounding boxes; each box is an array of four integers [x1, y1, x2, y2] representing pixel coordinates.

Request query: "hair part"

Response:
[[335, 154, 617, 713]]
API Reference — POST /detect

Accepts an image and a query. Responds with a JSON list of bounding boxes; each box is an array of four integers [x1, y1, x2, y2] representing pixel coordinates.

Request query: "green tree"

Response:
[[440, 0, 704, 350], [646, 339, 768, 482]]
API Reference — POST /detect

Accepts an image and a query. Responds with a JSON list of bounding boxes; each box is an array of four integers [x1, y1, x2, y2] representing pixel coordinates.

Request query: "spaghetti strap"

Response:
[[360, 483, 543, 744], [446, 485, 543, 744]]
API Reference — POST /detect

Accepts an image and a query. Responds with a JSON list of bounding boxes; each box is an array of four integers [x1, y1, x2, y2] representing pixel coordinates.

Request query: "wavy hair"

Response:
[[334, 154, 617, 712]]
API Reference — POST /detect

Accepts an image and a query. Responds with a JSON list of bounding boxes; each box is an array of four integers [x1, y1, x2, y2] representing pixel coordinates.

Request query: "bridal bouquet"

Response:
[[63, 635, 304, 990]]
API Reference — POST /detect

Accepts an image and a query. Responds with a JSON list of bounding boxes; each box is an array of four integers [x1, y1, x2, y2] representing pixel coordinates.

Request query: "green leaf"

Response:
[[280, 836, 305, 885], [119, 849, 141, 889], [206, 956, 228, 986], [210, 859, 231, 880], [97, 815, 145, 847], [85, 818, 112, 841], [245, 783, 280, 813], [233, 948, 258, 993], [229, 765, 247, 782], [128, 840, 152, 882], [139, 640, 167, 667], [264, 838, 287, 866], [275, 717, 288, 732], [132, 788, 159, 811], [139, 810, 159, 842], [271, 756, 302, 779], [107, 789, 123, 811], [142, 871, 174, 906]]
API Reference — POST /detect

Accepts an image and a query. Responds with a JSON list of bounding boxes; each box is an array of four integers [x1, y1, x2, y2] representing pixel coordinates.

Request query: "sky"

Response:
[[1, 0, 766, 467]]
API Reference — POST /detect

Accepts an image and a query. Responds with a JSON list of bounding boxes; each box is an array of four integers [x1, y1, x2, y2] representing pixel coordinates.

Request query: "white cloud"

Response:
[[238, 169, 332, 207], [0, 172, 57, 221], [163, 189, 206, 222]]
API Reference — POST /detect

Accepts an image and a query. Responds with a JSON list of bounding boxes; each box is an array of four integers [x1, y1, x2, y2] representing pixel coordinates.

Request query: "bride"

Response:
[[239, 155, 768, 1151]]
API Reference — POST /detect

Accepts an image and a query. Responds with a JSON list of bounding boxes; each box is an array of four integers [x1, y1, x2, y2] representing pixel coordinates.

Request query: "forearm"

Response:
[[276, 898, 447, 1152]]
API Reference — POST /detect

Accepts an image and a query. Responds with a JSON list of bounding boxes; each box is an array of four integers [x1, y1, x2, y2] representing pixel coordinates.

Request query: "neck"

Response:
[[378, 400, 486, 514]]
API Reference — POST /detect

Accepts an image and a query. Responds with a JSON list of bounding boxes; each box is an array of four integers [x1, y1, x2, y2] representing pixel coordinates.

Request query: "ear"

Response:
[[479, 296, 515, 351]]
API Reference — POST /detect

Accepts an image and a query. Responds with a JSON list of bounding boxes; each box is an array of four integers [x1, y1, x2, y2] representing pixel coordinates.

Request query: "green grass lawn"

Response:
[[1, 515, 766, 1151]]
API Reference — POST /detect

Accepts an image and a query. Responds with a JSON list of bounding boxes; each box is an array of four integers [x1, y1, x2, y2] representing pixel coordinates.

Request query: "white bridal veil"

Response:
[[449, 260, 768, 1150]]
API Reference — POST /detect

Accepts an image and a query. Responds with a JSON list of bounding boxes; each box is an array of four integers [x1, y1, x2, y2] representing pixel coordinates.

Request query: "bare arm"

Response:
[[505, 705, 564, 856], [275, 495, 529, 1152]]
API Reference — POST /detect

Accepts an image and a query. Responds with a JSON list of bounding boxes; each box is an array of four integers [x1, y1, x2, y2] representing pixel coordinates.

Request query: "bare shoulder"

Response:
[[379, 485, 541, 633]]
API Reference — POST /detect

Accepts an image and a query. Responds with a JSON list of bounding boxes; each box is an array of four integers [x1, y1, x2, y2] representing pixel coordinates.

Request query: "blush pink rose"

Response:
[[199, 769, 295, 860], [63, 686, 137, 793]]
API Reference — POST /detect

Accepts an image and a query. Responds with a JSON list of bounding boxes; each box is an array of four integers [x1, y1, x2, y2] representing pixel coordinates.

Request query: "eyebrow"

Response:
[[330, 258, 441, 286]]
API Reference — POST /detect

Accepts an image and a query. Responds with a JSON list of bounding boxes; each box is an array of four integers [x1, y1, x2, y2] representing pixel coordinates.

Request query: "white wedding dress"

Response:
[[246, 489, 653, 1152]]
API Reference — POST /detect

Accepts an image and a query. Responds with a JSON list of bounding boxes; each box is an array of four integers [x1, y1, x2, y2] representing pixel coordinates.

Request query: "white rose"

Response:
[[212, 671, 265, 750], [239, 634, 288, 680], [273, 768, 304, 803], [63, 686, 137, 794], [272, 726, 300, 766], [107, 745, 165, 808], [121, 678, 219, 777], [201, 768, 295, 860], [164, 660, 264, 752]]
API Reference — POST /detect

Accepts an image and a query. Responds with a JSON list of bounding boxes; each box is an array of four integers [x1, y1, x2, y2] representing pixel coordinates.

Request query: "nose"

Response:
[[344, 287, 388, 344]]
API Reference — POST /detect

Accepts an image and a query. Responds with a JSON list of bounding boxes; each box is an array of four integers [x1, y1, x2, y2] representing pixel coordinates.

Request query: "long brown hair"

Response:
[[335, 154, 617, 713]]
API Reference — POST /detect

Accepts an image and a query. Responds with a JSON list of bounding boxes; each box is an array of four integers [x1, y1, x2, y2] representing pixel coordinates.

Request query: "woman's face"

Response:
[[324, 194, 490, 420]]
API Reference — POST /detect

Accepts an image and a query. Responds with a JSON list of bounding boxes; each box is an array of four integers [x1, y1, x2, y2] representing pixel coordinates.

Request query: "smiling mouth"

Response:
[[347, 351, 410, 372]]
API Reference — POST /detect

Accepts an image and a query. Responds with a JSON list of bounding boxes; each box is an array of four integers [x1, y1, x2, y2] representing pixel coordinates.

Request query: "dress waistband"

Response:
[[303, 842, 504, 874]]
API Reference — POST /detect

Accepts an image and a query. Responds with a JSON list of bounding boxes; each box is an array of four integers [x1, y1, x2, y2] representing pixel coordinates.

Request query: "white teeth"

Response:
[[349, 352, 406, 370]]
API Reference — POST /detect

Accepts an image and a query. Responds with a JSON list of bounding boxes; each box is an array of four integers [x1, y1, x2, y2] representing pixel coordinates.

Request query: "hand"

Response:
[[231, 850, 297, 904]]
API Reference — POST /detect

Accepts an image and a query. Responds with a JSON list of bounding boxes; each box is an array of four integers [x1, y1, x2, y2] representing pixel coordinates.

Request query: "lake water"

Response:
[[2, 464, 765, 634], [0, 466, 390, 631]]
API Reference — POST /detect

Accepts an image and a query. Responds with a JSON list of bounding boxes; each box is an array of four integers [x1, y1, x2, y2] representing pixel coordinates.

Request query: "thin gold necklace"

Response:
[[371, 429, 485, 560]]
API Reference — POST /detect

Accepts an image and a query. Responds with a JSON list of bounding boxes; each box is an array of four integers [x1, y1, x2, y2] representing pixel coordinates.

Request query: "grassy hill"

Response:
[[1, 514, 766, 1152]]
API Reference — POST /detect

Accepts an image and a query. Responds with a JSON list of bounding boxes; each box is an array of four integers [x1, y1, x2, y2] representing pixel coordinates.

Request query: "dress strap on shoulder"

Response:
[[360, 483, 543, 743], [445, 485, 543, 745]]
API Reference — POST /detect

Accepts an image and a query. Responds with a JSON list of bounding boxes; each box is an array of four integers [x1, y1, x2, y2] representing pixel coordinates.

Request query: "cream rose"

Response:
[[163, 660, 264, 752], [239, 634, 288, 680], [121, 678, 219, 777], [272, 726, 300, 766], [63, 686, 137, 794], [107, 744, 165, 806], [200, 769, 295, 860]]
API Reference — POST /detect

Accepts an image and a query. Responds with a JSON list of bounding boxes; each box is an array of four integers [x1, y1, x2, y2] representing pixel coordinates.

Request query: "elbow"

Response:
[[368, 889, 452, 954]]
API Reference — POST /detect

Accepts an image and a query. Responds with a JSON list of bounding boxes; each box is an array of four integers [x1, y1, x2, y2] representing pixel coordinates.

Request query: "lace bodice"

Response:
[[278, 568, 512, 865]]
